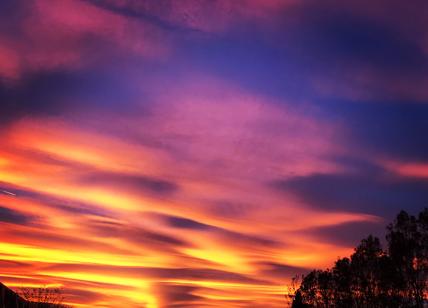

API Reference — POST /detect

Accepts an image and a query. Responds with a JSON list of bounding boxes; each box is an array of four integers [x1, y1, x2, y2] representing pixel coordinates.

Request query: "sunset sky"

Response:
[[1, 0, 428, 307]]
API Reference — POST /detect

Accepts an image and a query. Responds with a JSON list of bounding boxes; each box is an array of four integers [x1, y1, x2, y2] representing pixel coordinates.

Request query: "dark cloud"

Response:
[[303, 220, 386, 248], [0, 182, 112, 217], [282, 0, 428, 102], [0, 71, 79, 124], [79, 171, 179, 196], [133, 229, 188, 247], [256, 262, 310, 281], [87, 219, 190, 250], [0, 0, 27, 35], [273, 154, 428, 217], [322, 101, 428, 161], [286, 4, 428, 74], [155, 283, 202, 308], [0, 67, 142, 126], [166, 216, 211, 230], [81, 0, 194, 33], [273, 171, 428, 216], [63, 288, 106, 305], [0, 183, 45, 199], [219, 229, 281, 248], [0, 259, 31, 269], [173, 0, 428, 103], [0, 72, 63, 124], [0, 205, 32, 225], [160, 214, 281, 248], [330, 156, 386, 176]]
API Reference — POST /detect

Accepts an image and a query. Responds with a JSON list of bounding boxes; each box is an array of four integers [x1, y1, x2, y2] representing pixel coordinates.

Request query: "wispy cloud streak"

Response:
[[0, 0, 427, 307]]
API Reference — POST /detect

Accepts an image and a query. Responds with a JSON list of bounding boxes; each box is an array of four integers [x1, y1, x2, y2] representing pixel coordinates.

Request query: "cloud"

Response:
[[273, 171, 428, 216], [78, 171, 179, 197], [303, 220, 386, 248], [62, 288, 106, 306], [0, 71, 78, 124], [326, 101, 428, 161], [174, 0, 428, 102], [255, 262, 309, 281], [165, 216, 211, 230], [155, 283, 202, 308], [43, 263, 268, 285], [83, 0, 293, 33], [0, 78, 390, 307], [127, 228, 189, 248], [0, 182, 111, 217], [287, 3, 427, 73], [0, 206, 32, 225], [0, 67, 145, 126], [0, 259, 31, 269], [159, 213, 282, 248], [6, 227, 130, 255], [1, 1, 428, 307], [0, 0, 169, 84], [280, 0, 428, 102], [86, 219, 191, 253]]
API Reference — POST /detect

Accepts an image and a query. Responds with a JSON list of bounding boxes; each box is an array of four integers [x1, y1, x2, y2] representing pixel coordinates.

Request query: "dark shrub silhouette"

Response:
[[0, 283, 70, 308], [18, 286, 70, 308], [291, 208, 428, 307]]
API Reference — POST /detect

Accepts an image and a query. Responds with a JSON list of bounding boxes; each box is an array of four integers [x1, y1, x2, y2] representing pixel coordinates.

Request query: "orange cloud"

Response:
[[0, 79, 379, 306]]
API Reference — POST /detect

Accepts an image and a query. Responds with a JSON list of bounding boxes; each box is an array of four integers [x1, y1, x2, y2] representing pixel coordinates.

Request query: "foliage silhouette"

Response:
[[1, 283, 71, 308], [18, 286, 70, 308], [291, 208, 428, 307]]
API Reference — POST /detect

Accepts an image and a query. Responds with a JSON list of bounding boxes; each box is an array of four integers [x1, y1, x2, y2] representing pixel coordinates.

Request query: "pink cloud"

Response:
[[89, 0, 295, 33], [0, 0, 170, 80]]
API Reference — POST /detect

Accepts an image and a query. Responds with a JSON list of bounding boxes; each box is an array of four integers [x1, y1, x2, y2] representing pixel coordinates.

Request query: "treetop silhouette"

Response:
[[291, 208, 428, 308]]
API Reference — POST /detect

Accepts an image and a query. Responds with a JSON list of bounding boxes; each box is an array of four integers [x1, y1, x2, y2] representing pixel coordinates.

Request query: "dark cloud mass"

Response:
[[161, 214, 281, 247], [165, 216, 212, 230], [320, 101, 428, 161], [288, 6, 428, 73], [155, 283, 203, 308], [79, 171, 179, 196], [0, 68, 142, 125], [274, 172, 428, 216], [304, 221, 387, 247], [0, 206, 32, 225], [256, 262, 309, 281]]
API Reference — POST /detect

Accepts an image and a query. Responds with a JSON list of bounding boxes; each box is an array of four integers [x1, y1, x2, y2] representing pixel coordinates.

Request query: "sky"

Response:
[[1, 0, 428, 307]]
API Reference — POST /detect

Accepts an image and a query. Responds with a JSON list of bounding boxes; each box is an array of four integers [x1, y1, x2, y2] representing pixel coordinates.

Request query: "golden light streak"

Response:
[[0, 243, 163, 267], [0, 115, 378, 307]]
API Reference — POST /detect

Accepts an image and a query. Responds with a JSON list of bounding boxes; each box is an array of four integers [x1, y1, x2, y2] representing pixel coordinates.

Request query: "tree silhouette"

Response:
[[387, 209, 428, 307], [291, 208, 428, 307], [291, 290, 307, 308], [18, 286, 70, 308]]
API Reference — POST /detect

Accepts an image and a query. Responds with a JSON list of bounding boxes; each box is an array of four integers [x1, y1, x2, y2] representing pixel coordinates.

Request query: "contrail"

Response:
[[0, 190, 16, 196]]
